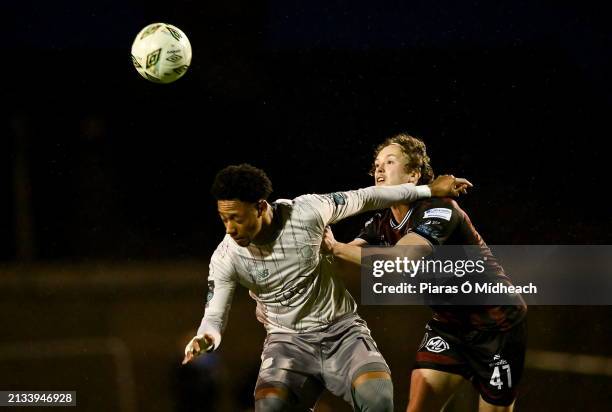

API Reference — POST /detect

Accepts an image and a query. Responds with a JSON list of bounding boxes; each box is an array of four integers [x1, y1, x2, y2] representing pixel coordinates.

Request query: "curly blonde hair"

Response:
[[370, 133, 434, 184]]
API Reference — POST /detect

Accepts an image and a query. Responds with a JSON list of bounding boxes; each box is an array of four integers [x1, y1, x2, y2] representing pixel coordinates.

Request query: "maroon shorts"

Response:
[[413, 317, 527, 406]]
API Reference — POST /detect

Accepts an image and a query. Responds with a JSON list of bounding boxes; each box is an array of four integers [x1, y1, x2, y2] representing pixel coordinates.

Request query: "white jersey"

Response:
[[197, 183, 431, 349]]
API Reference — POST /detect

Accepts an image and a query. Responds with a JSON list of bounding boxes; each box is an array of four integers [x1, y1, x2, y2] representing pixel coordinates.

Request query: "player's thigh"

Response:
[[440, 379, 479, 411], [255, 335, 323, 409], [323, 319, 391, 405], [408, 321, 472, 412], [407, 368, 466, 412]]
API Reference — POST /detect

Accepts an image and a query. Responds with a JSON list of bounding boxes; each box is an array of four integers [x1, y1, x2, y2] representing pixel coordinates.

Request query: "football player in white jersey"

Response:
[[182, 163, 470, 412]]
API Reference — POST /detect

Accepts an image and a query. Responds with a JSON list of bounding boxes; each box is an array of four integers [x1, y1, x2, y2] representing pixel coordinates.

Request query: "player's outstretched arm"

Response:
[[321, 175, 472, 265], [182, 333, 215, 365], [429, 175, 473, 197], [315, 176, 472, 227]]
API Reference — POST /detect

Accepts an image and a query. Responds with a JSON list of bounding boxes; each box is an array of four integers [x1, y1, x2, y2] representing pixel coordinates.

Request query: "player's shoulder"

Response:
[[290, 193, 316, 208], [211, 235, 237, 259], [291, 193, 338, 216], [274, 195, 324, 224], [209, 236, 239, 276], [282, 195, 316, 217], [293, 192, 346, 206], [357, 210, 389, 235], [274, 198, 294, 207]]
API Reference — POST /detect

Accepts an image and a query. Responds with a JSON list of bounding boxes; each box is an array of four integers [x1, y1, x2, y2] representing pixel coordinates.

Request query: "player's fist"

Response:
[[182, 334, 214, 365], [429, 175, 473, 197], [321, 226, 337, 255]]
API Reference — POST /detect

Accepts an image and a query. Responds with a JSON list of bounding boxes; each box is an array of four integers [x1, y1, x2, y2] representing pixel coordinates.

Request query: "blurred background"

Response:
[[2, 1, 611, 410]]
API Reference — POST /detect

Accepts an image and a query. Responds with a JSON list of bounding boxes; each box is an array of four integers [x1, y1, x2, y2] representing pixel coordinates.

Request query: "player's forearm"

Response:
[[196, 281, 235, 351], [353, 184, 431, 213], [364, 184, 431, 209], [332, 242, 362, 265]]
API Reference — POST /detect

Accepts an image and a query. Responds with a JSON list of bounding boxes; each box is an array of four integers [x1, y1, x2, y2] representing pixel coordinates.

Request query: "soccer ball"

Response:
[[131, 23, 192, 84]]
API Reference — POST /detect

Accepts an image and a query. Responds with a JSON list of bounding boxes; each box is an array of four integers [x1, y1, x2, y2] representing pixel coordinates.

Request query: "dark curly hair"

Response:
[[211, 164, 273, 202], [370, 133, 434, 184]]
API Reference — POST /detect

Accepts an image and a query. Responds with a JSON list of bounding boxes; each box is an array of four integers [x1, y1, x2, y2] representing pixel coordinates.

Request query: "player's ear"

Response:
[[256, 200, 267, 217], [408, 170, 421, 184]]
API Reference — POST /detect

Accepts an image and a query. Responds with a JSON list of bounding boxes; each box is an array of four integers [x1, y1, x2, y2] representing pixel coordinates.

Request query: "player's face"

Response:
[[217, 200, 263, 247], [373, 144, 419, 186]]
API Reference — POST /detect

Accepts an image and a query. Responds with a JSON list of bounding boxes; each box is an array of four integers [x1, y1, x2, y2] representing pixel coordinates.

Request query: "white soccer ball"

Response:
[[131, 23, 192, 84]]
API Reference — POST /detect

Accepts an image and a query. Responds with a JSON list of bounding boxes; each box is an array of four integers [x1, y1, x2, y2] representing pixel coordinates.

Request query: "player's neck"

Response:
[[390, 203, 411, 224], [252, 204, 276, 245]]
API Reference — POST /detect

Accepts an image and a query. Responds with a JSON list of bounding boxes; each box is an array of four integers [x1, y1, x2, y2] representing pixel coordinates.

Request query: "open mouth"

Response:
[[376, 177, 385, 183]]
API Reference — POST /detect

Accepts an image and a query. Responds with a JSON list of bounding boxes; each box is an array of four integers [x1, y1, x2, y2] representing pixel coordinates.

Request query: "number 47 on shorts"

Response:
[[490, 364, 512, 389]]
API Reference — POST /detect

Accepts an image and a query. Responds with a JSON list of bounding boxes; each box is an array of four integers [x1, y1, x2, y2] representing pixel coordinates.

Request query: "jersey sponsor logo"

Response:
[[425, 336, 450, 353], [423, 208, 452, 221]]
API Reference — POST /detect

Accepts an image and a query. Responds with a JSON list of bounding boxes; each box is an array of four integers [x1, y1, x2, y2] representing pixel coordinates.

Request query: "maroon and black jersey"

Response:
[[357, 197, 527, 331]]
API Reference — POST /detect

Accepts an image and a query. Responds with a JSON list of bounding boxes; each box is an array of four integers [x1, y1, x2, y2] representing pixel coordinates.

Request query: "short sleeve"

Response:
[[409, 198, 462, 245]]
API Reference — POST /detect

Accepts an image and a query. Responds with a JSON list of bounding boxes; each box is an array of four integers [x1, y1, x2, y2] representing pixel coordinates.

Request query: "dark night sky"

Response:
[[3, 1, 611, 261]]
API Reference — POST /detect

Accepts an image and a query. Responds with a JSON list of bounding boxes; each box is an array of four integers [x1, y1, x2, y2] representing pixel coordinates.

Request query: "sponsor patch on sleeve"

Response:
[[205, 280, 215, 306], [324, 192, 347, 206], [423, 208, 452, 221]]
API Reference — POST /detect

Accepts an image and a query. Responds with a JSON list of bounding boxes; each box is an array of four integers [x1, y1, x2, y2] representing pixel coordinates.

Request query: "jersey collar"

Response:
[[389, 207, 414, 231]]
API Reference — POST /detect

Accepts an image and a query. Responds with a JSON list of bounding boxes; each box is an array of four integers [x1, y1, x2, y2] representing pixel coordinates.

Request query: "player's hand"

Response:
[[428, 175, 473, 197], [182, 334, 214, 365], [454, 178, 472, 195], [321, 226, 337, 255]]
